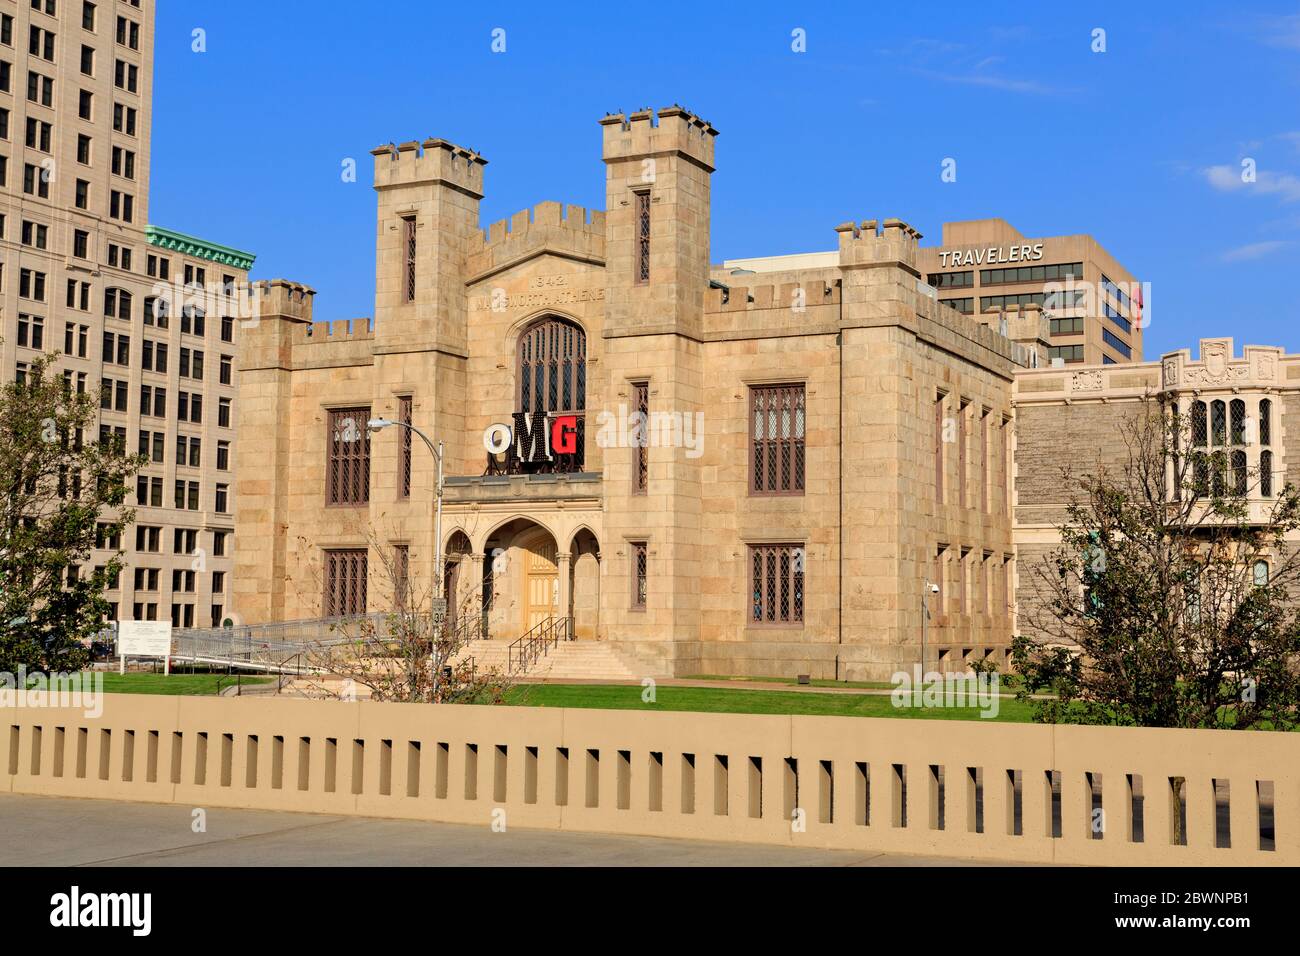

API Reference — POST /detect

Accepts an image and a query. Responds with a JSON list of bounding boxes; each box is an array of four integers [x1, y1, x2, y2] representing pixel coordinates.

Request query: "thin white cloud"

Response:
[[911, 67, 1067, 96], [1220, 240, 1290, 262], [1203, 164, 1300, 202], [1259, 13, 1300, 50]]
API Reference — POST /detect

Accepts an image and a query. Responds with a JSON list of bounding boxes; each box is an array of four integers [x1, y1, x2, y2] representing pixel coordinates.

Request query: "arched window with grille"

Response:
[[1210, 400, 1227, 447], [1230, 399, 1246, 445], [1259, 399, 1272, 446], [1261, 450, 1273, 497], [1253, 560, 1270, 587], [1231, 449, 1247, 495], [1191, 401, 1208, 493], [515, 316, 586, 472]]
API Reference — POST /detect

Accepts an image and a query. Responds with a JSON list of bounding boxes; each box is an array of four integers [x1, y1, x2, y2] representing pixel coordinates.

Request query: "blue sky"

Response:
[[149, 1, 1300, 359]]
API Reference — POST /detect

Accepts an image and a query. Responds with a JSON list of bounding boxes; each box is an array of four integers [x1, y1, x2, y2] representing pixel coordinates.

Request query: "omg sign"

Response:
[[484, 412, 579, 464]]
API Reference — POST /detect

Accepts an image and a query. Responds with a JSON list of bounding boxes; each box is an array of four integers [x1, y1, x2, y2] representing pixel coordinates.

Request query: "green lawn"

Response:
[[90, 672, 273, 696], [502, 683, 1036, 722], [681, 673, 1012, 693]]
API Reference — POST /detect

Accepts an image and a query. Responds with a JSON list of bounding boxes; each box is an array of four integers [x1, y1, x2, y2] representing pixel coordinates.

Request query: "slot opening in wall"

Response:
[[1169, 776, 1187, 846], [928, 764, 944, 830], [819, 760, 834, 824], [1258, 780, 1275, 852], [585, 749, 600, 809], [246, 735, 259, 789], [220, 733, 233, 788], [617, 750, 631, 810], [523, 746, 537, 805], [98, 729, 111, 781], [407, 742, 421, 798], [53, 726, 65, 779], [170, 732, 183, 785], [713, 754, 728, 816], [77, 727, 89, 780], [272, 736, 284, 790], [855, 762, 869, 826], [351, 739, 365, 795], [680, 753, 695, 814], [891, 764, 906, 828], [379, 739, 393, 797], [146, 730, 159, 784], [435, 742, 449, 799], [648, 751, 663, 812], [493, 745, 508, 804], [194, 732, 208, 786], [464, 744, 478, 800], [555, 747, 569, 807], [324, 738, 337, 794], [30, 726, 43, 777]]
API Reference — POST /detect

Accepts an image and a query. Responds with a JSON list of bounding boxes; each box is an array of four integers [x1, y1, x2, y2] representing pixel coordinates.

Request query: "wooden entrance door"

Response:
[[523, 536, 558, 631]]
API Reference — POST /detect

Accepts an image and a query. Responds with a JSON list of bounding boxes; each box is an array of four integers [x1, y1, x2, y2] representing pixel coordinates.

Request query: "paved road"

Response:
[[0, 793, 1000, 867]]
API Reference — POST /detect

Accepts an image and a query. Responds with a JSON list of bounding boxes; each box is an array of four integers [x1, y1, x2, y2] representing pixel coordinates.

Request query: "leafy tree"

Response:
[[0, 353, 145, 673], [1012, 402, 1300, 730]]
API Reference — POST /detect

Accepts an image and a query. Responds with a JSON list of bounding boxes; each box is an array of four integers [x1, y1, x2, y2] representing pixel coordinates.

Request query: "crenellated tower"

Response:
[[600, 106, 717, 338], [370, 139, 487, 355], [599, 105, 718, 673]]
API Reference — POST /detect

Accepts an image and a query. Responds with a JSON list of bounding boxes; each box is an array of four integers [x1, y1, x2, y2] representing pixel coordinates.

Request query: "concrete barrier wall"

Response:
[[2, 693, 1296, 865]]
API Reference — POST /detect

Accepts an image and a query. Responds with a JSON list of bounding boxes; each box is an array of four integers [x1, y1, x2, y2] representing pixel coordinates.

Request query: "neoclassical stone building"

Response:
[[232, 105, 1298, 680], [1012, 338, 1300, 623]]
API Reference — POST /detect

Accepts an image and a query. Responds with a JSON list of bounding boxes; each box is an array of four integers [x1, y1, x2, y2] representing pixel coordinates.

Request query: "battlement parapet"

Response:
[[466, 201, 607, 277], [302, 318, 374, 343], [250, 279, 315, 323], [705, 280, 840, 314], [837, 217, 923, 269], [371, 137, 487, 198], [599, 104, 718, 171]]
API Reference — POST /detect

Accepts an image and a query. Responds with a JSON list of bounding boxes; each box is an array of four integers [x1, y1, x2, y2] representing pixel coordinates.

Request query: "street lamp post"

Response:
[[367, 418, 445, 609], [921, 580, 938, 673]]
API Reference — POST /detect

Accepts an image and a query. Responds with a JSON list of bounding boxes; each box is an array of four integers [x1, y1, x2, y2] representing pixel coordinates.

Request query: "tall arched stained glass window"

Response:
[[515, 316, 586, 472]]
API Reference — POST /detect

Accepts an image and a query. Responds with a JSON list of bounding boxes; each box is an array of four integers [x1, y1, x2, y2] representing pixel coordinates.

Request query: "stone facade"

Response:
[[1011, 338, 1299, 630], [234, 106, 1051, 680], [0, 0, 252, 627]]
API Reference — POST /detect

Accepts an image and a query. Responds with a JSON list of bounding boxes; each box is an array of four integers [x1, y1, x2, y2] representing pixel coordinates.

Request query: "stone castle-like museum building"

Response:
[[232, 106, 1299, 681]]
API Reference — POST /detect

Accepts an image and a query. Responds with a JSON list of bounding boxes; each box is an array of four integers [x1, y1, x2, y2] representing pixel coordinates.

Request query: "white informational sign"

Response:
[[118, 621, 174, 675]]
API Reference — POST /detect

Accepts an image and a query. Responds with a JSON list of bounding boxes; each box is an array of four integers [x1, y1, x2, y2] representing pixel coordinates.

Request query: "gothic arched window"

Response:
[[1230, 399, 1246, 445], [1232, 449, 1247, 495], [518, 316, 586, 416], [513, 316, 587, 473]]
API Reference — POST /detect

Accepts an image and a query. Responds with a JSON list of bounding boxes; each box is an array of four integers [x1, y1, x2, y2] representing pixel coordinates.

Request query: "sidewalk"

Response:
[[0, 792, 1015, 867]]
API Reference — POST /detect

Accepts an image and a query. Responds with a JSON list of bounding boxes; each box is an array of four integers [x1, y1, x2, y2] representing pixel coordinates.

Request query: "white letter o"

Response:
[[483, 423, 512, 455]]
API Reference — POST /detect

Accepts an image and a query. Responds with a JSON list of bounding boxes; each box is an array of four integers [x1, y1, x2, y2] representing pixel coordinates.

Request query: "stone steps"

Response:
[[463, 640, 656, 682]]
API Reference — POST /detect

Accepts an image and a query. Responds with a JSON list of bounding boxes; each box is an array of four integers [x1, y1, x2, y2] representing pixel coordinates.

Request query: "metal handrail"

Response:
[[506, 616, 574, 673]]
